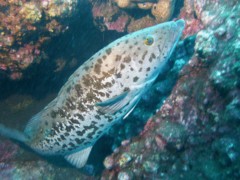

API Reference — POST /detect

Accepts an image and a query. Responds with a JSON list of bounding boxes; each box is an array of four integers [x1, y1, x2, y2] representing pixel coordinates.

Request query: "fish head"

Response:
[[110, 19, 185, 85]]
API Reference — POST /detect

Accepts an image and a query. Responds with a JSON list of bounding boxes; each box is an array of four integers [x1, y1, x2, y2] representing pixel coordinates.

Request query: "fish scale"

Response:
[[0, 19, 185, 168]]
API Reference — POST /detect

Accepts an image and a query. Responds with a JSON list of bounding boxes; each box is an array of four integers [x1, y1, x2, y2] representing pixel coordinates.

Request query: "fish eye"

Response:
[[144, 36, 154, 46]]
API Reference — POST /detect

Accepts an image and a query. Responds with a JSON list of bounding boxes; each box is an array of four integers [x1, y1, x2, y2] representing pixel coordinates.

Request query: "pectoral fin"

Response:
[[95, 91, 129, 114], [65, 146, 92, 168]]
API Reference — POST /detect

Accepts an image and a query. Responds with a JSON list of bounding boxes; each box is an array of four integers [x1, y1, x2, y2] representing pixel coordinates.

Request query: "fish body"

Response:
[[0, 19, 185, 168]]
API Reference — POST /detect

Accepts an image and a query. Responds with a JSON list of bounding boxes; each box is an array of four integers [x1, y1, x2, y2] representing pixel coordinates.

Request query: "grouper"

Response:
[[0, 19, 185, 168]]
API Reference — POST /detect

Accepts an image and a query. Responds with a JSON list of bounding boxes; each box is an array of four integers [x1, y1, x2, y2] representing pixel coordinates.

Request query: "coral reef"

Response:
[[0, 0, 78, 79], [101, 0, 240, 179], [90, 0, 178, 33]]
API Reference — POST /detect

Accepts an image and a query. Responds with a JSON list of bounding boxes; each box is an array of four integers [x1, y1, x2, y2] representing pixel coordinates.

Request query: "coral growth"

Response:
[[179, 0, 204, 38], [91, 0, 177, 33], [0, 0, 78, 79]]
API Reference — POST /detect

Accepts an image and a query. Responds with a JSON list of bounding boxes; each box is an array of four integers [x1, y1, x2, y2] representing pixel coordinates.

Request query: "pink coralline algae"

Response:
[[91, 2, 130, 32], [179, 0, 204, 38], [0, 0, 78, 80], [104, 15, 129, 32]]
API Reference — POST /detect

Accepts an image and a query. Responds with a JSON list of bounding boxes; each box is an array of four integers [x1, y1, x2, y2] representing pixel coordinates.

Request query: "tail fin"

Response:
[[0, 124, 28, 143]]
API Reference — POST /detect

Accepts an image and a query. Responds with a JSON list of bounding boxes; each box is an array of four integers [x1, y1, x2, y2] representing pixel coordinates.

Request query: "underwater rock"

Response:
[[0, 0, 78, 80], [101, 0, 240, 179], [90, 0, 179, 33], [179, 0, 204, 38], [151, 0, 176, 22]]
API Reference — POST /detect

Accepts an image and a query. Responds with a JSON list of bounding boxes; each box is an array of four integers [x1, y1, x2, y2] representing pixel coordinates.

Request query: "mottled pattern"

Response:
[[24, 20, 185, 158]]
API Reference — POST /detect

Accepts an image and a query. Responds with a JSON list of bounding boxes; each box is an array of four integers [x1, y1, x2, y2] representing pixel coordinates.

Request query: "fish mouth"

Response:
[[175, 19, 185, 32], [169, 19, 185, 41]]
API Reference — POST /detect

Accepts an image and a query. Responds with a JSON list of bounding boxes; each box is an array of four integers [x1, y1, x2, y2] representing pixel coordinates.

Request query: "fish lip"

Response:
[[175, 19, 185, 31]]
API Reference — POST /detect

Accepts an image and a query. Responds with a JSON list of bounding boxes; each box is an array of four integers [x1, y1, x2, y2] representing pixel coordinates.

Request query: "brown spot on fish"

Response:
[[133, 76, 139, 82], [95, 115, 101, 120], [75, 84, 83, 96], [108, 68, 115, 75], [75, 138, 84, 144], [66, 125, 75, 132], [86, 91, 100, 102], [102, 55, 107, 60], [106, 48, 112, 55], [151, 53, 156, 59], [139, 68, 142, 72], [142, 50, 148, 60], [107, 117, 114, 122], [76, 130, 85, 136], [139, 60, 143, 64], [64, 132, 70, 136], [115, 55, 122, 62], [97, 131, 103, 135], [99, 91, 105, 97], [105, 82, 112, 88], [97, 58, 103, 64], [65, 100, 76, 110], [70, 118, 80, 124], [69, 142, 75, 147], [123, 56, 131, 63], [60, 135, 66, 140], [146, 67, 151, 71], [84, 66, 90, 71], [75, 114, 84, 120], [50, 111, 57, 118], [66, 86, 71, 93], [116, 73, 122, 78], [149, 53, 156, 62], [125, 40, 129, 44], [124, 87, 130, 92], [77, 103, 87, 112], [94, 63, 101, 75], [58, 108, 66, 118], [82, 75, 92, 87], [120, 64, 125, 70]]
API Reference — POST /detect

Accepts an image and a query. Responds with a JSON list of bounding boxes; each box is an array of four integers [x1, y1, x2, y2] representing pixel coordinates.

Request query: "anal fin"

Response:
[[65, 146, 92, 168]]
